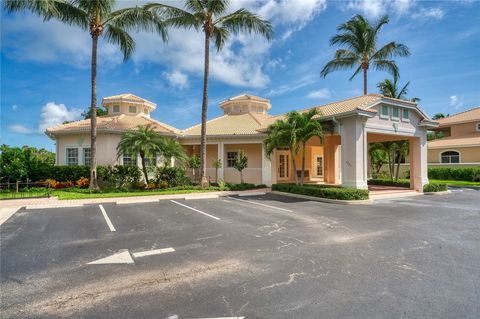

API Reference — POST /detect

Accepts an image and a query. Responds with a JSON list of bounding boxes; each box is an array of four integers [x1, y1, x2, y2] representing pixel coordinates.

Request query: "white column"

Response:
[[410, 132, 429, 192], [217, 142, 224, 181], [261, 143, 272, 186], [340, 117, 368, 189]]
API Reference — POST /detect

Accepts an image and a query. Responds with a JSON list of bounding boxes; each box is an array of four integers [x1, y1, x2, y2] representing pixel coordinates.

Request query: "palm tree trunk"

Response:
[[89, 35, 99, 190], [140, 153, 149, 185], [300, 142, 306, 186], [363, 65, 367, 95], [199, 31, 210, 188], [395, 152, 401, 181], [290, 149, 299, 185]]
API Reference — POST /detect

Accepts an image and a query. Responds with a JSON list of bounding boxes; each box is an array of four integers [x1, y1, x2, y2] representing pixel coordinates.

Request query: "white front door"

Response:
[[313, 155, 324, 178], [277, 151, 290, 181]]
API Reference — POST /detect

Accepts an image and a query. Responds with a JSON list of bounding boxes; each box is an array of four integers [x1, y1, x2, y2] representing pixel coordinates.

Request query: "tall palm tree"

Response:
[[4, 0, 168, 190], [117, 125, 164, 185], [146, 0, 273, 187], [377, 76, 420, 102], [320, 14, 410, 95], [160, 138, 187, 167], [293, 109, 323, 186], [264, 111, 303, 185]]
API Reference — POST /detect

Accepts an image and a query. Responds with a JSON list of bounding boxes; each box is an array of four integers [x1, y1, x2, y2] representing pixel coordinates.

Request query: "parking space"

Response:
[[1, 189, 480, 318]]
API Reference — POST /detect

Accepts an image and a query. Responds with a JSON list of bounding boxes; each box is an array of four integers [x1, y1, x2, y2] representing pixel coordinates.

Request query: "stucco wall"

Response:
[[224, 143, 262, 184], [428, 146, 480, 163], [56, 134, 121, 166], [450, 122, 480, 137]]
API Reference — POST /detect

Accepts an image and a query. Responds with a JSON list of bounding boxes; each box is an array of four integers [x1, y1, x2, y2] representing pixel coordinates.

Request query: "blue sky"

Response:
[[1, 0, 479, 151]]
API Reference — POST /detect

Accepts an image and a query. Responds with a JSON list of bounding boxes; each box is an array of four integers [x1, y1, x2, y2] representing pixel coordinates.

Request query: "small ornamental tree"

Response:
[[233, 151, 248, 184], [212, 158, 222, 182], [187, 155, 200, 182]]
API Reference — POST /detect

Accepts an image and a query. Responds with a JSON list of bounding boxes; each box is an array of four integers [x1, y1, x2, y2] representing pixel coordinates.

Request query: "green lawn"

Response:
[[53, 188, 221, 200], [429, 179, 480, 187]]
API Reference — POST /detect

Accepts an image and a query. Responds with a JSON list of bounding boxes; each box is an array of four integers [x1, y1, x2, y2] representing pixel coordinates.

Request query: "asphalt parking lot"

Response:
[[1, 189, 480, 319]]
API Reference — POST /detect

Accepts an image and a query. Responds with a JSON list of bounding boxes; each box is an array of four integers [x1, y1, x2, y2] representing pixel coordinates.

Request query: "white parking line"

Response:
[[99, 204, 116, 232], [226, 196, 293, 213], [132, 247, 175, 258], [170, 200, 221, 220]]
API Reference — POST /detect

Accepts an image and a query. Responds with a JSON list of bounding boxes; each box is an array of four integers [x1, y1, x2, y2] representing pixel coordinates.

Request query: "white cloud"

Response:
[[2, 1, 327, 89], [38, 102, 83, 133], [9, 124, 36, 134], [449, 95, 463, 110], [12, 104, 18, 110], [344, 0, 415, 18], [307, 88, 331, 99], [412, 7, 445, 20], [163, 70, 189, 89], [265, 74, 317, 97]]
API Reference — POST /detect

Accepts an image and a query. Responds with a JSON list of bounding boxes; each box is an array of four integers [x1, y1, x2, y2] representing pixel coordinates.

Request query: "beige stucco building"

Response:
[[46, 93, 437, 191], [427, 107, 480, 166]]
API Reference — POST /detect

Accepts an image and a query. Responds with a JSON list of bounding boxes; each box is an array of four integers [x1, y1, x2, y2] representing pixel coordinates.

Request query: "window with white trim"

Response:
[[83, 148, 91, 165], [227, 151, 238, 167], [144, 156, 157, 167], [113, 105, 120, 113], [402, 109, 409, 122], [66, 148, 78, 166], [128, 105, 136, 113], [441, 151, 460, 164], [391, 107, 400, 120], [476, 123, 480, 131], [380, 105, 389, 118], [123, 153, 137, 166]]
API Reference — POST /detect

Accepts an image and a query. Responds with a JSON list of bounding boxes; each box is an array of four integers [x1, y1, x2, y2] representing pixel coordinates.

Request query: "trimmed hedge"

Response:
[[272, 183, 369, 200], [226, 183, 267, 191], [368, 179, 410, 188], [423, 182, 448, 192], [428, 167, 480, 182]]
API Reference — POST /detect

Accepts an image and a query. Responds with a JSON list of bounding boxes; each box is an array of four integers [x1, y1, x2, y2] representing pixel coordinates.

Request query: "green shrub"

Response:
[[423, 182, 448, 192], [225, 183, 267, 191], [97, 165, 141, 189], [272, 183, 369, 200], [368, 179, 410, 187], [154, 166, 189, 188], [428, 167, 480, 182]]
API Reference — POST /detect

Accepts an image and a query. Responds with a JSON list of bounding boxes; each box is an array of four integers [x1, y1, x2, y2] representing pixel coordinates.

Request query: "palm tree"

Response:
[[377, 76, 420, 102], [233, 151, 248, 184], [4, 0, 168, 190], [160, 138, 187, 167], [117, 125, 164, 185], [432, 113, 448, 120], [212, 158, 222, 183], [293, 109, 324, 186], [264, 111, 303, 185], [146, 0, 273, 188], [320, 14, 410, 95]]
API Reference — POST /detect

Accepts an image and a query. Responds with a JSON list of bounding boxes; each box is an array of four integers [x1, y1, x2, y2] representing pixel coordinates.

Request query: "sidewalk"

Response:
[[0, 188, 270, 225]]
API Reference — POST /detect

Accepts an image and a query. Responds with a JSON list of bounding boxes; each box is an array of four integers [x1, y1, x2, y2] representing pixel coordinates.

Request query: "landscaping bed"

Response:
[[368, 179, 410, 188], [272, 183, 369, 201]]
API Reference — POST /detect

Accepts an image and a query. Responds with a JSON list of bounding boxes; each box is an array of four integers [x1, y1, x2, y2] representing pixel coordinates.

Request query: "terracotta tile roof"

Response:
[[428, 133, 480, 148], [46, 114, 178, 135], [102, 93, 156, 108], [436, 107, 480, 126], [264, 94, 383, 125], [181, 112, 271, 136]]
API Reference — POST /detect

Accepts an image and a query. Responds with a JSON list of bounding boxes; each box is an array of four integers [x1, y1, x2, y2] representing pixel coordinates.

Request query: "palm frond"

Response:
[[372, 60, 400, 78], [372, 42, 410, 60], [397, 81, 410, 100], [212, 26, 229, 51], [320, 57, 357, 78], [107, 6, 168, 42], [104, 24, 135, 60], [184, 0, 205, 13], [74, 0, 115, 18], [204, 0, 229, 16], [3, 0, 59, 18], [217, 9, 273, 41]]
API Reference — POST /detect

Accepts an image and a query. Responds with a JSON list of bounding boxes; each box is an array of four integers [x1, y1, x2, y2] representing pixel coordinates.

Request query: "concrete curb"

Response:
[[424, 190, 451, 195], [0, 206, 25, 225], [7, 188, 271, 211], [270, 191, 372, 205]]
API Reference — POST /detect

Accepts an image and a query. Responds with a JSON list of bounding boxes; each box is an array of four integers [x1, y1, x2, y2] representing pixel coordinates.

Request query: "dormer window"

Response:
[[129, 106, 136, 113], [476, 123, 480, 131], [391, 107, 400, 120], [113, 105, 120, 113], [402, 109, 409, 122], [380, 105, 389, 119], [144, 107, 149, 114]]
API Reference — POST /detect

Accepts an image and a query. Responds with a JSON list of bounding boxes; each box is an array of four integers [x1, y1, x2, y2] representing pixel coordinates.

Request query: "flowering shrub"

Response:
[[75, 177, 89, 188]]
